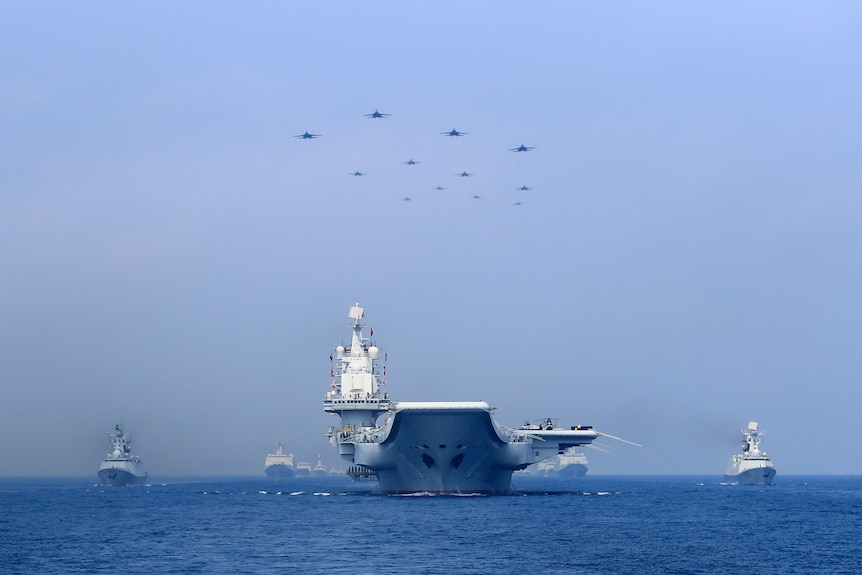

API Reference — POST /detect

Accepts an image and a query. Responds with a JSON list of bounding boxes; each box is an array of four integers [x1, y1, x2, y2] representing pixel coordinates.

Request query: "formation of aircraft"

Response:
[[296, 113, 537, 205], [364, 109, 391, 119]]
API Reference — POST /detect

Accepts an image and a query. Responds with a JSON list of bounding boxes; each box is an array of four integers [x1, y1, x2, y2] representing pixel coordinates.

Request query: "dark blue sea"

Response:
[[2, 474, 860, 574]]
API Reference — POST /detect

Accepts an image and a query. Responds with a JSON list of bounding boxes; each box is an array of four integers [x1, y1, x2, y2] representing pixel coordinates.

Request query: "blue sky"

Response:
[[2, 1, 860, 476]]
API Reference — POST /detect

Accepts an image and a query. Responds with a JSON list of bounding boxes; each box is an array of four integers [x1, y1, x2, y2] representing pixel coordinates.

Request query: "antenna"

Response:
[[596, 431, 643, 448], [348, 304, 364, 323]]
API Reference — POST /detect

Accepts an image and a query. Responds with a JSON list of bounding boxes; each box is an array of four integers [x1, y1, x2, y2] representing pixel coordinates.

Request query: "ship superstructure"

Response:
[[264, 441, 295, 478], [724, 421, 776, 485], [324, 303, 598, 494], [97, 424, 147, 486]]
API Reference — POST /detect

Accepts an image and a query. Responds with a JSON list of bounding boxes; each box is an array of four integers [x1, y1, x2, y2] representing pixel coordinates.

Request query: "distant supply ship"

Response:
[[264, 441, 295, 478], [323, 303, 601, 494], [313, 455, 327, 475], [295, 460, 313, 476], [521, 428, 589, 477], [97, 424, 147, 486], [724, 421, 776, 485], [556, 447, 589, 477]]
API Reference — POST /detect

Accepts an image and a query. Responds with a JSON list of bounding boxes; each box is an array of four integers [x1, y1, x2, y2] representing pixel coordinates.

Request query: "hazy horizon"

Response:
[[2, 1, 861, 477]]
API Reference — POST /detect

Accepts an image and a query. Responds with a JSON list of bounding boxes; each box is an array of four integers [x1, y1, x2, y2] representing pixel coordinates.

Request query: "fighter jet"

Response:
[[441, 129, 468, 137], [457, 171, 473, 177], [402, 159, 421, 165], [294, 132, 321, 139], [509, 144, 535, 152], [514, 201, 523, 206], [402, 196, 412, 202], [434, 186, 445, 191], [517, 185, 532, 191], [350, 171, 366, 176], [364, 109, 391, 119], [471, 194, 481, 199]]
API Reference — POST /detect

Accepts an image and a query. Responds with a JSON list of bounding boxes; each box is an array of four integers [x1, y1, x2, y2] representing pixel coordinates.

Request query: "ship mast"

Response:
[[741, 420, 766, 456]]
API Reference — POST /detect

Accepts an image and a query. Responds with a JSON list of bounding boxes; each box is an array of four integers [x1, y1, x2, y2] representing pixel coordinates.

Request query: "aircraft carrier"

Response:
[[324, 303, 598, 494]]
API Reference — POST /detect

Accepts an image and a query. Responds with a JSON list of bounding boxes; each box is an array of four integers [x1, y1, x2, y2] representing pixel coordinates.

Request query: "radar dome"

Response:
[[368, 346, 379, 359], [336, 345, 345, 359]]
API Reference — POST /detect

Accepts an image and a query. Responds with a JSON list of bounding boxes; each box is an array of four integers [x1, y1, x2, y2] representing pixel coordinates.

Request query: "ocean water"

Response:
[[1, 474, 860, 574]]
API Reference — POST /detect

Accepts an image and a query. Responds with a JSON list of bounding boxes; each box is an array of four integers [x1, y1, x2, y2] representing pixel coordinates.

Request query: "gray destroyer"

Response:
[[724, 420, 776, 485], [98, 424, 147, 486], [324, 303, 599, 494]]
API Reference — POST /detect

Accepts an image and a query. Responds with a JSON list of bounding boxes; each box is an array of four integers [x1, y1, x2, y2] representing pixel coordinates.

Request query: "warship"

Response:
[[724, 420, 776, 485], [556, 447, 589, 477], [524, 426, 588, 476], [313, 455, 328, 475], [264, 441, 295, 478], [97, 424, 147, 486], [324, 303, 600, 494], [295, 460, 313, 476]]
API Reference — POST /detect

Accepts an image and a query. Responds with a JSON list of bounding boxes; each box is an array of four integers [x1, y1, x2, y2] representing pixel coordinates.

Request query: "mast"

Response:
[[741, 420, 768, 458]]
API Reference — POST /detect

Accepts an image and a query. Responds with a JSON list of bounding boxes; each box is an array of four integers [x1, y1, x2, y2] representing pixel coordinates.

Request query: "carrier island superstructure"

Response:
[[324, 303, 598, 494]]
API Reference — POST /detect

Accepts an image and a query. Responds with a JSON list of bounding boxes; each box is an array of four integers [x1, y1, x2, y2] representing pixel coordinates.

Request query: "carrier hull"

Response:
[[355, 405, 525, 494], [348, 403, 596, 494]]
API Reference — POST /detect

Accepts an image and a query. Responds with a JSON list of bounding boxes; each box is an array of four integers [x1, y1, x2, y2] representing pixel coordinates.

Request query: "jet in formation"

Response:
[[517, 185, 532, 191], [434, 186, 445, 191], [402, 159, 421, 165], [471, 194, 481, 199], [295, 132, 321, 139], [364, 109, 391, 119], [402, 196, 412, 201], [441, 129, 468, 137], [514, 201, 523, 206], [350, 171, 366, 176], [509, 144, 535, 152], [457, 171, 473, 177]]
